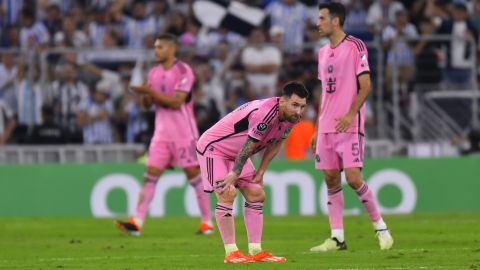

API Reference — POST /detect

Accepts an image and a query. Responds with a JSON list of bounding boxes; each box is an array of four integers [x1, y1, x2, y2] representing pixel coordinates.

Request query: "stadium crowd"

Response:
[[0, 0, 478, 157]]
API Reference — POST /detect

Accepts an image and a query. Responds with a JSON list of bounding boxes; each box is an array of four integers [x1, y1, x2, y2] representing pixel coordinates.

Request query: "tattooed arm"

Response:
[[251, 139, 282, 184], [215, 136, 258, 192]]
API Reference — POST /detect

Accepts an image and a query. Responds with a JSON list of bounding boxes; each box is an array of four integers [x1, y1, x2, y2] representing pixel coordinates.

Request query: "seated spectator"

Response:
[[29, 106, 66, 144]]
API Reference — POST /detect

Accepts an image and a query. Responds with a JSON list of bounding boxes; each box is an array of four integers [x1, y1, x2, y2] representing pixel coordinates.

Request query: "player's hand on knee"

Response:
[[251, 173, 264, 185]]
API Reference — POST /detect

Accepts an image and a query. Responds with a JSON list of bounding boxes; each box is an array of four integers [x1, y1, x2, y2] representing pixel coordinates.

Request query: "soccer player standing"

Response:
[[197, 82, 308, 263], [310, 2, 393, 252], [115, 34, 213, 236]]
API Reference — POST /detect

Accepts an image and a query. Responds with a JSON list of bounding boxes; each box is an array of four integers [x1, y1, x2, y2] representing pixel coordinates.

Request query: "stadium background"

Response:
[[0, 0, 479, 269]]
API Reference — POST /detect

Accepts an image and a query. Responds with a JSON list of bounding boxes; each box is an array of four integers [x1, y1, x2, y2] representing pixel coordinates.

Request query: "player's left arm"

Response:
[[335, 74, 371, 132], [131, 84, 189, 110], [251, 139, 283, 184], [335, 44, 372, 133]]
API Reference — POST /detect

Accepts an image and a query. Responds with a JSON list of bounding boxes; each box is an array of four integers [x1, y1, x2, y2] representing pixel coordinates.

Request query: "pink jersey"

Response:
[[317, 35, 370, 134], [197, 97, 295, 160], [148, 60, 198, 141]]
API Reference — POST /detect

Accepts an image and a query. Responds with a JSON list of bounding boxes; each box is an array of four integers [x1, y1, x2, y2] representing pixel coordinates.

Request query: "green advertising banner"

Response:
[[0, 157, 479, 217]]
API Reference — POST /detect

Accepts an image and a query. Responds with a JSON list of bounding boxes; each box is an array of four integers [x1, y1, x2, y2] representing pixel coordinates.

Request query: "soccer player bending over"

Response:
[[310, 2, 393, 252], [115, 34, 213, 236], [196, 82, 308, 263]]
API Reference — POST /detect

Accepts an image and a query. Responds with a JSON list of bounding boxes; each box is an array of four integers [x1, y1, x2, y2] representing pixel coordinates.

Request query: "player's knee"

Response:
[[324, 172, 341, 187], [244, 188, 265, 203], [345, 170, 363, 189], [145, 167, 162, 183], [184, 166, 200, 179], [216, 186, 237, 204]]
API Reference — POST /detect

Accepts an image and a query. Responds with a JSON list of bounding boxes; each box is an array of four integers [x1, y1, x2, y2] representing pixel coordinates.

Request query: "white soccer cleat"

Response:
[[376, 229, 394, 250], [310, 237, 347, 252]]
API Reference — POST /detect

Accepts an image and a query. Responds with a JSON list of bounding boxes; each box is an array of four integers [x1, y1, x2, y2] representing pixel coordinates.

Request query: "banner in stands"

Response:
[[0, 157, 479, 217]]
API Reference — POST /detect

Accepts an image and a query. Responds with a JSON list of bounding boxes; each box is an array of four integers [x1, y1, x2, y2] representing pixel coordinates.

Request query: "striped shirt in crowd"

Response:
[[266, 1, 310, 47], [17, 79, 43, 126], [121, 16, 155, 48], [1, 0, 23, 25], [20, 21, 50, 48], [125, 100, 147, 143], [88, 22, 106, 48], [50, 80, 89, 132], [81, 99, 113, 144]]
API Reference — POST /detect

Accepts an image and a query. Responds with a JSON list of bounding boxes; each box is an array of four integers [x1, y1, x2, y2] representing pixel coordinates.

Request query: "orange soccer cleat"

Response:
[[249, 251, 286, 263], [196, 222, 214, 235], [224, 250, 253, 264], [115, 217, 142, 236]]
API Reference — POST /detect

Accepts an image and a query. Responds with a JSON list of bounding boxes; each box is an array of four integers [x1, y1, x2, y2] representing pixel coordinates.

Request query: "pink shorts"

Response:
[[315, 133, 365, 170], [147, 139, 199, 169], [196, 153, 260, 193]]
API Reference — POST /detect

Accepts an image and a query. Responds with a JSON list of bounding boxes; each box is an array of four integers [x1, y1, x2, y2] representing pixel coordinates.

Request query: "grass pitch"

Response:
[[1, 213, 479, 269]]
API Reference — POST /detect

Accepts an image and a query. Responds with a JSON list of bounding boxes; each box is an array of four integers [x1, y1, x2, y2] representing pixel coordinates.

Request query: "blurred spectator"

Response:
[[366, 0, 405, 34], [165, 10, 187, 36], [305, 23, 328, 52], [42, 4, 62, 40], [452, 126, 480, 155], [0, 0, 25, 26], [413, 17, 442, 89], [54, 17, 88, 48], [266, 0, 311, 48], [88, 7, 110, 48], [470, 0, 480, 32], [437, 3, 478, 90], [0, 25, 20, 48], [15, 60, 43, 126], [269, 25, 285, 45], [0, 99, 16, 145], [241, 28, 282, 97], [111, 0, 156, 49], [29, 105, 66, 144], [206, 26, 246, 49], [116, 92, 148, 144], [179, 19, 201, 48], [196, 61, 224, 117], [19, 8, 50, 50], [50, 62, 89, 143], [344, 0, 371, 40], [382, 9, 418, 96], [149, 0, 170, 34], [77, 80, 114, 144], [0, 52, 18, 112]]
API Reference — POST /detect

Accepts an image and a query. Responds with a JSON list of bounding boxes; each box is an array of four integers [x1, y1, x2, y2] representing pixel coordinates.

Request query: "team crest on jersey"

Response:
[[180, 76, 188, 84], [257, 123, 268, 131], [328, 65, 333, 73]]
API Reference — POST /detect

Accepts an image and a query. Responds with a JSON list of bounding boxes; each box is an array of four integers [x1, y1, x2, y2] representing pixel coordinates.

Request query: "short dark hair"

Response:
[[156, 33, 178, 45], [282, 81, 309, 99], [319, 2, 346, 26]]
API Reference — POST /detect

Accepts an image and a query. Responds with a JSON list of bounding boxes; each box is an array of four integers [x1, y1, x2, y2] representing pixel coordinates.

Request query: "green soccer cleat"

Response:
[[376, 229, 394, 250], [310, 237, 347, 252]]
